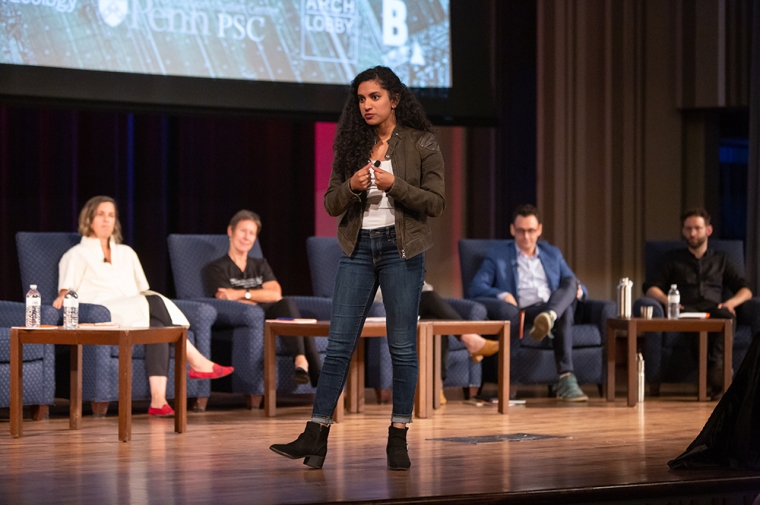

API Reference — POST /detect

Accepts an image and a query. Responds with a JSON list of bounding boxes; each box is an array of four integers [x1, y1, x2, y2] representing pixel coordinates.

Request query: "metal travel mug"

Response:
[[616, 278, 633, 318]]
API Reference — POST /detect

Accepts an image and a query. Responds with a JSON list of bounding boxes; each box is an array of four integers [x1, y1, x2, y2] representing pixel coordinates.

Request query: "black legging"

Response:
[[418, 290, 467, 383], [144, 295, 172, 377], [259, 298, 322, 387]]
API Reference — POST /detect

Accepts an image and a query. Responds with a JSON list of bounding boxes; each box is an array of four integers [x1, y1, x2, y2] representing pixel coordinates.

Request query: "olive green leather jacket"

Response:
[[324, 124, 445, 259]]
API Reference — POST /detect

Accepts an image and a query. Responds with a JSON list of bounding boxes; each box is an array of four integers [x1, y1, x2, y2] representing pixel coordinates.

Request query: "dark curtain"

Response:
[[466, 0, 537, 239], [0, 107, 315, 302], [748, 0, 760, 292]]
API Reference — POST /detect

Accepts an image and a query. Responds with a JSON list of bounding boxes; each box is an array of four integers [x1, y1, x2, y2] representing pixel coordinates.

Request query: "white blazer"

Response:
[[58, 237, 189, 328]]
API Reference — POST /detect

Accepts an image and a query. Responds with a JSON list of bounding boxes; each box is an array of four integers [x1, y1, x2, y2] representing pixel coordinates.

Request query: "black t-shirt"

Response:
[[643, 248, 749, 305], [204, 255, 277, 297]]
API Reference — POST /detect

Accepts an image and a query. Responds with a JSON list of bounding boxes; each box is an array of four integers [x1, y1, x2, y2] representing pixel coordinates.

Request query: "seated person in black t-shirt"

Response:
[[643, 208, 753, 399], [205, 210, 321, 387]]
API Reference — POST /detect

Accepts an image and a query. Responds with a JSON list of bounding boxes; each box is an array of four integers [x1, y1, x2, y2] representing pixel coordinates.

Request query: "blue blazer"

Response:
[[467, 240, 579, 303]]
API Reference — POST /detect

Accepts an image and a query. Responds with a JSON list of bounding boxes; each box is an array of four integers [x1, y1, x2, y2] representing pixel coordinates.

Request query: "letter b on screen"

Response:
[[383, 0, 408, 47]]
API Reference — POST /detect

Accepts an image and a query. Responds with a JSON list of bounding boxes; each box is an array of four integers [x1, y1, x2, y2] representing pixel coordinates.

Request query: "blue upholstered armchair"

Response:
[[459, 239, 614, 389], [15, 232, 215, 414], [303, 237, 483, 394], [634, 240, 760, 388], [167, 234, 320, 408], [0, 301, 58, 419]]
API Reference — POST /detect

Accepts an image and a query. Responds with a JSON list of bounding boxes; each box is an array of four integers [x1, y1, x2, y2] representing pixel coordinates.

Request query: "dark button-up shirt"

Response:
[[643, 248, 749, 305]]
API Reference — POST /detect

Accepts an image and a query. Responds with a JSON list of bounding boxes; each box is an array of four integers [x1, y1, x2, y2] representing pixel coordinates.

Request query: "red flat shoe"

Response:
[[189, 364, 234, 380], [148, 404, 175, 417]]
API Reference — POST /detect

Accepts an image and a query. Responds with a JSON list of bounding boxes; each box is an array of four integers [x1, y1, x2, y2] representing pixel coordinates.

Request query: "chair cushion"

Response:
[[520, 324, 601, 349]]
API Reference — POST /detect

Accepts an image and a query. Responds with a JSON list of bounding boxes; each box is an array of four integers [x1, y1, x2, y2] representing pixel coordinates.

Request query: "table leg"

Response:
[[606, 323, 616, 402], [498, 322, 510, 414], [414, 323, 429, 419], [264, 323, 276, 417], [346, 339, 364, 413], [723, 319, 733, 394], [10, 328, 23, 438], [627, 320, 637, 407], [118, 333, 133, 442], [174, 329, 187, 434], [433, 334, 442, 410], [698, 331, 708, 402], [333, 391, 345, 423], [70, 344, 82, 430]]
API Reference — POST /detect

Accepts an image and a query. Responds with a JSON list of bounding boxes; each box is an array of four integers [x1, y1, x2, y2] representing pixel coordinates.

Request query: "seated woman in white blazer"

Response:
[[52, 195, 233, 417]]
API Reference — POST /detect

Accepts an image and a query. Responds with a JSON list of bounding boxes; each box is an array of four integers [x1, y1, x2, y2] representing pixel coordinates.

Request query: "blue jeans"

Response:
[[311, 226, 425, 425]]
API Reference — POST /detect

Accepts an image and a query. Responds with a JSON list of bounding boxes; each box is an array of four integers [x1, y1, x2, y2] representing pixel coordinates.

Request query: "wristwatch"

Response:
[[244, 289, 252, 300]]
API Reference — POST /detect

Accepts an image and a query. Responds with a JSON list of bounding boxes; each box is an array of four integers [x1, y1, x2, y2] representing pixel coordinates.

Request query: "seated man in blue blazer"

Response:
[[468, 204, 587, 401]]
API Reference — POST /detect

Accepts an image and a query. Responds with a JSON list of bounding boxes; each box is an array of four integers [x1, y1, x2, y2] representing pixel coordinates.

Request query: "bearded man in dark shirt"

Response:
[[643, 208, 752, 399]]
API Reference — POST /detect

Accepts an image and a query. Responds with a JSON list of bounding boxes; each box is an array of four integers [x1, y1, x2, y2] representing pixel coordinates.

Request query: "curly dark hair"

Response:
[[333, 66, 434, 178]]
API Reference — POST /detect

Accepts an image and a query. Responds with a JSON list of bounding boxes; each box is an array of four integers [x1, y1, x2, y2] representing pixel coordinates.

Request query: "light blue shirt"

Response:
[[514, 244, 551, 308]]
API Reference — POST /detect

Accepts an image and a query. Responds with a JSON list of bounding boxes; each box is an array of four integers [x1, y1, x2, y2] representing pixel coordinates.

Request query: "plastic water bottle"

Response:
[[25, 284, 41, 328], [63, 288, 79, 329], [667, 284, 680, 319]]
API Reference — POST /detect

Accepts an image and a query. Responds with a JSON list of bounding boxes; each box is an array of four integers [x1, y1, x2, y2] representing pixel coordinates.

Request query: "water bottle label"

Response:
[[26, 298, 41, 307], [63, 298, 79, 308]]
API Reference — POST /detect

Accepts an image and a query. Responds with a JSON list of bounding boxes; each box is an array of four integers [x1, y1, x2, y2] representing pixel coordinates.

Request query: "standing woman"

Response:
[[270, 66, 445, 470]]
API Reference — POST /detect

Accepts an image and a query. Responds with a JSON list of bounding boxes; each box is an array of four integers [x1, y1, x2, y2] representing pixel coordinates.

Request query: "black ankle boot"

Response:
[[270, 421, 330, 469], [386, 425, 411, 470]]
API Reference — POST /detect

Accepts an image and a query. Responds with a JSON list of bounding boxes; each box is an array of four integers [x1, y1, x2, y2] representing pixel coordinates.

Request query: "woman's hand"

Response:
[[349, 163, 373, 192], [372, 165, 395, 192], [52, 289, 68, 309]]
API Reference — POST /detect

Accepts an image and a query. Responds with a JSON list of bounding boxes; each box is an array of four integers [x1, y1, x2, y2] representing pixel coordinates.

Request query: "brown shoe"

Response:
[[470, 339, 499, 363], [529, 312, 555, 342]]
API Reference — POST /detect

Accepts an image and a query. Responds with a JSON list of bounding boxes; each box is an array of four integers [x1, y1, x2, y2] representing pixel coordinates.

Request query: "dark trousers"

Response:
[[418, 290, 467, 383], [481, 277, 578, 384], [144, 295, 172, 377], [683, 300, 734, 367], [522, 276, 578, 375], [259, 298, 322, 386]]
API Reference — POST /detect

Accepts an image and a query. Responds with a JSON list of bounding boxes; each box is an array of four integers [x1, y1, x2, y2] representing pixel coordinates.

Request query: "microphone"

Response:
[[369, 160, 380, 188]]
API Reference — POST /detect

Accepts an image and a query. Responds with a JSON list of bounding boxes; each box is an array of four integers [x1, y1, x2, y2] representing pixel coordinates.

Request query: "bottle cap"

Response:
[[30, 284, 37, 289], [671, 284, 677, 289]]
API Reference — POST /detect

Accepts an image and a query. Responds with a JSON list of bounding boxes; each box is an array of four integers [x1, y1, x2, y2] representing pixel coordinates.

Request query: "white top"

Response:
[[515, 244, 551, 308], [362, 159, 396, 229], [58, 237, 189, 328]]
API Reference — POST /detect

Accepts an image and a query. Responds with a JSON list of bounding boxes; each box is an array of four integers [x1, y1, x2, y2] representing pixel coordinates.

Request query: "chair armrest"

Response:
[[78, 303, 111, 324], [187, 297, 264, 327], [469, 297, 519, 321], [0, 301, 25, 327], [443, 298, 487, 321], [172, 299, 216, 357], [736, 297, 760, 334], [289, 296, 332, 320], [574, 299, 616, 346]]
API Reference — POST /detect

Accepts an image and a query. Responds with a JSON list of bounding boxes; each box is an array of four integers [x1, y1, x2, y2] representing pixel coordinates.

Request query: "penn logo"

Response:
[[99, 0, 129, 27]]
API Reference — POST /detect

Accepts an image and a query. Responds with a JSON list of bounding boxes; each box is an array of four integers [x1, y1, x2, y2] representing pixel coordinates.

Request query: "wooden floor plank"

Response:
[[0, 393, 758, 505]]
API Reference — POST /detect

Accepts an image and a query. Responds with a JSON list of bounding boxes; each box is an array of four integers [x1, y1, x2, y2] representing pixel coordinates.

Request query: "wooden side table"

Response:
[[263, 320, 434, 421], [428, 321, 510, 413], [10, 326, 187, 442], [606, 317, 732, 406]]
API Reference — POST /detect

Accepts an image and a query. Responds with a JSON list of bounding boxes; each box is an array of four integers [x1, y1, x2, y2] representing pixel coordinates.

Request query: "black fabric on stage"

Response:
[[669, 332, 760, 470]]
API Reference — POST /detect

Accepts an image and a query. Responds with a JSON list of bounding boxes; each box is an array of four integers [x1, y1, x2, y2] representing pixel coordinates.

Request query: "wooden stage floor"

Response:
[[1, 390, 759, 505]]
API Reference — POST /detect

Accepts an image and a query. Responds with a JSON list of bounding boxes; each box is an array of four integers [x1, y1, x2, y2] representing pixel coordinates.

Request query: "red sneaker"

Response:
[[148, 404, 175, 417], [189, 364, 234, 380]]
